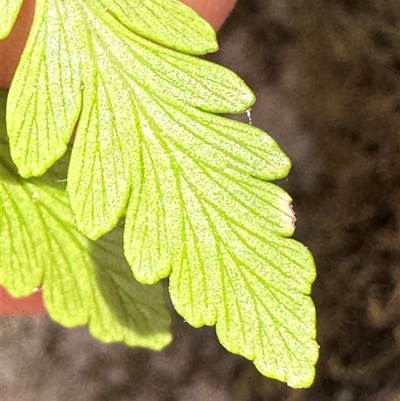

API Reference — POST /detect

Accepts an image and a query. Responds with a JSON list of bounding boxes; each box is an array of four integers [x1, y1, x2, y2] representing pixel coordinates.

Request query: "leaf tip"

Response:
[[287, 369, 316, 389], [204, 36, 219, 54]]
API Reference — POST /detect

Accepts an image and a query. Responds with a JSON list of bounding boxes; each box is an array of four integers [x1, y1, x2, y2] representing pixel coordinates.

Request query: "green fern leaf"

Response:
[[0, 92, 171, 349], [2, 0, 318, 387]]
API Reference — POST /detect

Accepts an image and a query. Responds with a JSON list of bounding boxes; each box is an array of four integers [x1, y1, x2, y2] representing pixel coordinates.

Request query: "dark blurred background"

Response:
[[1, 0, 399, 399]]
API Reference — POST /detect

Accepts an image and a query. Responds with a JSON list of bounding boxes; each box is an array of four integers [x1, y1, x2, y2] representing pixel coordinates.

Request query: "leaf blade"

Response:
[[122, 86, 318, 387], [169, 169, 318, 387], [0, 91, 171, 350], [4, 0, 318, 387], [0, 0, 24, 39], [6, 0, 83, 177], [95, 0, 218, 54]]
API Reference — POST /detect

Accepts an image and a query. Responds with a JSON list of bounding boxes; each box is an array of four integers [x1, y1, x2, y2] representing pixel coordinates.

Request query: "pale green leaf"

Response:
[[0, 92, 171, 350], [4, 0, 318, 387], [0, 0, 24, 39], [94, 0, 218, 54], [123, 95, 319, 387]]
